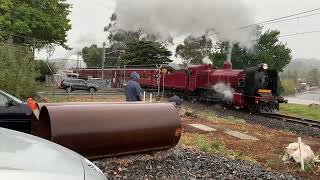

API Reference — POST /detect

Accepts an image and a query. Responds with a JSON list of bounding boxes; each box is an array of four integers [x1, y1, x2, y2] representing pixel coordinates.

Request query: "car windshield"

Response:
[[0, 90, 23, 103]]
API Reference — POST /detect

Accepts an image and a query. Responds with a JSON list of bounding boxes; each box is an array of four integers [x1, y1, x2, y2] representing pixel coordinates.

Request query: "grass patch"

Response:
[[280, 103, 320, 121], [304, 161, 317, 172], [196, 111, 219, 121], [196, 111, 246, 124], [180, 133, 256, 163], [226, 116, 246, 124]]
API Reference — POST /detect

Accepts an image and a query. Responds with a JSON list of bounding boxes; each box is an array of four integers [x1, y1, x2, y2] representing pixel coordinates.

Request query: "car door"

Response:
[[0, 93, 30, 133], [78, 80, 88, 90], [0, 94, 9, 125], [71, 79, 82, 90]]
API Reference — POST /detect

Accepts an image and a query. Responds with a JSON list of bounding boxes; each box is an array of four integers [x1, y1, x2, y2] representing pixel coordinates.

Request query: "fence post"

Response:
[[150, 93, 153, 103], [143, 91, 146, 101]]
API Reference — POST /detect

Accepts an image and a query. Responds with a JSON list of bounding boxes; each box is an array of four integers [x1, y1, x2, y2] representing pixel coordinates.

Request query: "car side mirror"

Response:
[[7, 99, 15, 107]]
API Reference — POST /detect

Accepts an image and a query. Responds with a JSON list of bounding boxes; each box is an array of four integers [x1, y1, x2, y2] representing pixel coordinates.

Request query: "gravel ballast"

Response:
[[184, 102, 320, 138], [95, 148, 299, 180], [213, 107, 320, 138]]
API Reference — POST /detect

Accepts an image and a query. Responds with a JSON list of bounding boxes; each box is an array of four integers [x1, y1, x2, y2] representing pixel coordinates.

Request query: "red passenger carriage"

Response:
[[78, 61, 286, 114]]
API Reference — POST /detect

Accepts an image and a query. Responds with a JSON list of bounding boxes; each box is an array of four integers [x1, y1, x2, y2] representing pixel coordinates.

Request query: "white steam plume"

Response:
[[114, 0, 256, 47], [213, 83, 234, 103], [202, 56, 213, 65]]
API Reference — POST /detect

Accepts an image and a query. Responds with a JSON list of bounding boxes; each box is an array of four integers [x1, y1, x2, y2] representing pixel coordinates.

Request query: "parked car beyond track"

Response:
[[60, 79, 99, 93], [0, 127, 107, 180]]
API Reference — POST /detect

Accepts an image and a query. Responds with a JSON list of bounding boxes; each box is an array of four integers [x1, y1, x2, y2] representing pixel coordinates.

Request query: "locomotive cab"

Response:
[[244, 64, 285, 114]]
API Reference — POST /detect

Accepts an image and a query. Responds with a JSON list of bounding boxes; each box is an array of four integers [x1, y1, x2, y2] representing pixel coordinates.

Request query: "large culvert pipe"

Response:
[[33, 103, 181, 159]]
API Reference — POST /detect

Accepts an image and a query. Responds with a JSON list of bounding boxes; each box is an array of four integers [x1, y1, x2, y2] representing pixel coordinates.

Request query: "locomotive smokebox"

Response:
[[223, 61, 233, 70]]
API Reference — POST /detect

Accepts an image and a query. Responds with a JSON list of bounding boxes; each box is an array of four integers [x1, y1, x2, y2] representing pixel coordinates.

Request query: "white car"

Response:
[[0, 128, 107, 180]]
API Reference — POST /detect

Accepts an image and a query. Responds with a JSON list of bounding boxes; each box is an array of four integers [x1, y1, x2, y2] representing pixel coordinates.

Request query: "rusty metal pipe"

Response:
[[32, 103, 181, 158]]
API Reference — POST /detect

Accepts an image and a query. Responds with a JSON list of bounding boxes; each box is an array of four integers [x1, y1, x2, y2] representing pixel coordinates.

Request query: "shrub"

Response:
[[0, 43, 38, 98]]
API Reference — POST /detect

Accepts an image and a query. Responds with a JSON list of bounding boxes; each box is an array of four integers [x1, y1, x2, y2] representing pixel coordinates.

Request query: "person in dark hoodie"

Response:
[[125, 72, 142, 101]]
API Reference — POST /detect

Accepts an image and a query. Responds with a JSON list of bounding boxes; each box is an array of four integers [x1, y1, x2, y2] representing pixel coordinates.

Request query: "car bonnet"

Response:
[[0, 128, 84, 180]]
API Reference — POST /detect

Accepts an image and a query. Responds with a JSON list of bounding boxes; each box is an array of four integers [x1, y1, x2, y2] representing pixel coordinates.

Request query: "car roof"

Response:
[[0, 128, 84, 180], [0, 90, 23, 104], [64, 79, 85, 82]]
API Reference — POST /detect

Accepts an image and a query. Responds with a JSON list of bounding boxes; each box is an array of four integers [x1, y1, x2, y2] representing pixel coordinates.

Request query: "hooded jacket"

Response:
[[125, 72, 142, 101]]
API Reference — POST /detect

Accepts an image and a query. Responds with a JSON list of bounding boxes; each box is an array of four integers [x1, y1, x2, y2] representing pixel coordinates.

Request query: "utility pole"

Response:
[[33, 37, 36, 61], [102, 42, 106, 80], [76, 51, 80, 75]]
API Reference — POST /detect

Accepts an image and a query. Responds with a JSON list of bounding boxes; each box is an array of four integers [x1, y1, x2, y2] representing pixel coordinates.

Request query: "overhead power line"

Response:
[[262, 12, 320, 26], [240, 7, 320, 29], [279, 30, 320, 38]]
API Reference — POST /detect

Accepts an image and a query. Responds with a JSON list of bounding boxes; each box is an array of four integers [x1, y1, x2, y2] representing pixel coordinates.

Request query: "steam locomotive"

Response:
[[78, 61, 286, 114]]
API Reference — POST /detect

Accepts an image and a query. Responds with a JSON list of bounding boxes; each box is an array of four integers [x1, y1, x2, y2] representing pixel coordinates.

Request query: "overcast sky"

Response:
[[37, 0, 320, 61]]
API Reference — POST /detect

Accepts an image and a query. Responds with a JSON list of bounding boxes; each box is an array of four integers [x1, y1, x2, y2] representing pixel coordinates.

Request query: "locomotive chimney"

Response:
[[223, 61, 232, 70]]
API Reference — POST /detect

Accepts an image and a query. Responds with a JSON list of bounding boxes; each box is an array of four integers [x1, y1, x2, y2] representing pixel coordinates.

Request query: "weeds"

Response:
[[210, 138, 224, 151], [226, 116, 246, 124], [196, 138, 210, 152], [196, 111, 246, 124], [181, 133, 256, 163], [304, 161, 316, 172], [197, 111, 219, 121]]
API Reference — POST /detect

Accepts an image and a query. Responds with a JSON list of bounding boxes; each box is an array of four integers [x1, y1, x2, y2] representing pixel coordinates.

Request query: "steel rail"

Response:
[[261, 114, 320, 128]]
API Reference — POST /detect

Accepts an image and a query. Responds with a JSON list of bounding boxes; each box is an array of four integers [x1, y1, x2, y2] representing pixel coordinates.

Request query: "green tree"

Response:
[[255, 30, 292, 72], [209, 30, 292, 72], [0, 0, 71, 48], [0, 43, 38, 98], [209, 42, 254, 69], [82, 44, 103, 68], [120, 40, 172, 65], [108, 29, 142, 49], [306, 69, 320, 87], [34, 60, 56, 82], [176, 35, 213, 65]]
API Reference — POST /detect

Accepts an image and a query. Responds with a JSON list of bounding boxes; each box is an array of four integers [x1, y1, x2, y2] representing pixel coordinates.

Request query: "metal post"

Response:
[[33, 37, 36, 61], [150, 93, 153, 103], [102, 42, 106, 80], [298, 137, 305, 171], [76, 51, 80, 75], [162, 73, 165, 100], [157, 66, 161, 96], [123, 65, 126, 87], [143, 91, 146, 101]]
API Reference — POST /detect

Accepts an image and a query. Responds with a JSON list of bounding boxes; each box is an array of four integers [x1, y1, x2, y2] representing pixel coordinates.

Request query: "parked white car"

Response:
[[0, 128, 107, 180]]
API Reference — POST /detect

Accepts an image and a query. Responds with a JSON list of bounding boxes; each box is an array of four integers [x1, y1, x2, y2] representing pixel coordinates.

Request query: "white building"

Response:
[[49, 55, 87, 70]]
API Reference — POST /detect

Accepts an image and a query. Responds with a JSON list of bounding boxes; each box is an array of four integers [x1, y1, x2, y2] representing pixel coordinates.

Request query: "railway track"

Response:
[[261, 114, 320, 129]]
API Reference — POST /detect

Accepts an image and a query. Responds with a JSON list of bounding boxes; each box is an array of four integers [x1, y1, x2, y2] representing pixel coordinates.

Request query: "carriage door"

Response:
[[188, 69, 197, 90]]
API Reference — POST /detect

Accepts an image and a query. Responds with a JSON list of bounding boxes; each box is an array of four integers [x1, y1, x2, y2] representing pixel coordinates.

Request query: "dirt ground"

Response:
[[181, 115, 320, 179]]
